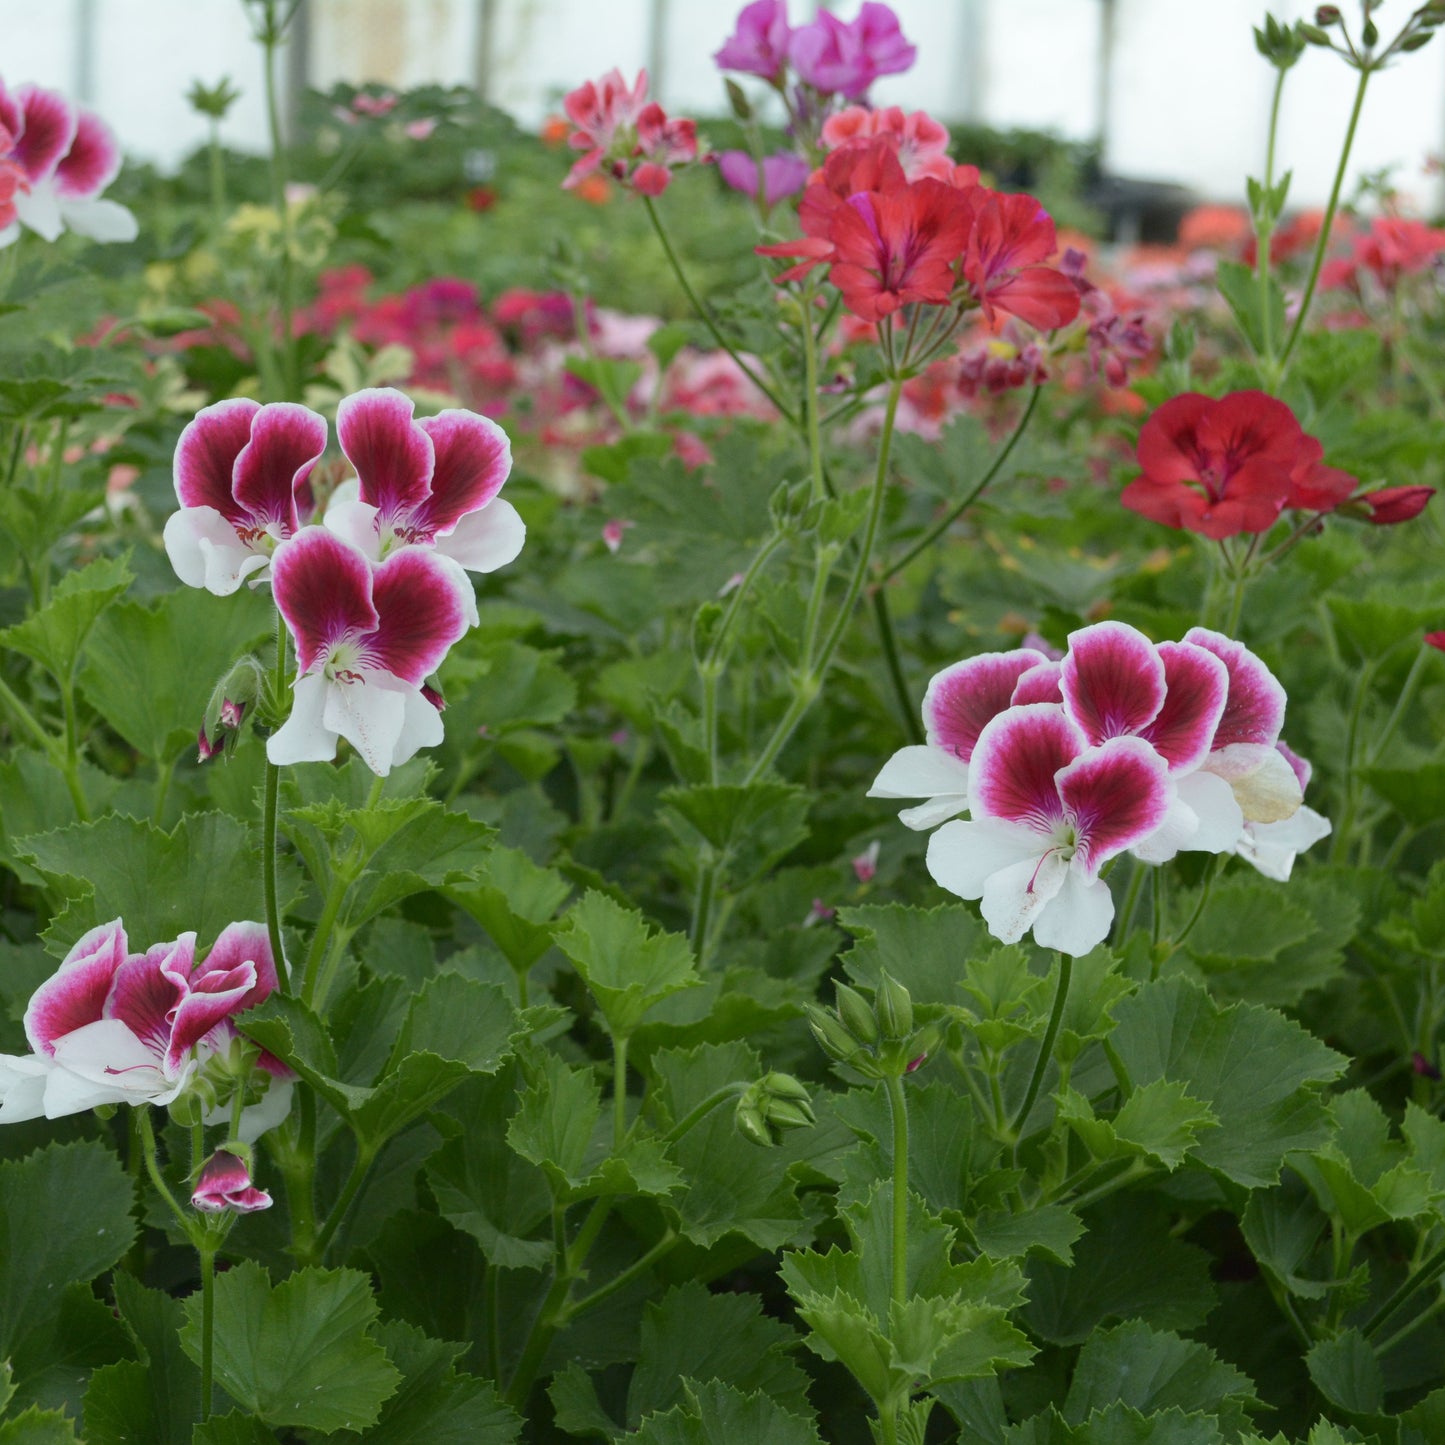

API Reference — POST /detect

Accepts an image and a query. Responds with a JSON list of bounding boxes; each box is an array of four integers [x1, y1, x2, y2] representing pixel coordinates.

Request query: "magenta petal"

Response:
[[337, 388, 435, 528], [191, 1150, 273, 1213], [201, 922, 277, 1013], [231, 403, 329, 535], [1011, 660, 1063, 706], [362, 547, 473, 685], [1183, 627, 1287, 747], [12, 86, 77, 182], [1143, 641, 1229, 773], [414, 410, 512, 536], [271, 528, 380, 674], [54, 110, 121, 199], [105, 936, 194, 1060], [167, 964, 256, 1074], [969, 703, 1084, 830], [174, 399, 263, 524], [1057, 736, 1172, 874], [923, 648, 1049, 760], [23, 919, 128, 1056], [1277, 740, 1312, 792], [1061, 621, 1166, 745]]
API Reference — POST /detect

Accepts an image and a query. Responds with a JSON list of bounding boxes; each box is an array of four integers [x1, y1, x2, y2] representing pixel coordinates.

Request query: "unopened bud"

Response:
[[1315, 5, 1341, 22], [807, 1003, 861, 1063], [1399, 29, 1435, 48], [192, 1148, 273, 1213], [835, 982, 880, 1045], [734, 1101, 774, 1148], [724, 78, 753, 122], [1300, 23, 1332, 43], [1362, 17, 1379, 45], [875, 972, 913, 1042], [421, 683, 446, 712]]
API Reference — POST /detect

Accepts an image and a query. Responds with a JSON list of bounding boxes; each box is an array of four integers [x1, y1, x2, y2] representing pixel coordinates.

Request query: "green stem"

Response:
[[505, 1204, 575, 1409], [1255, 64, 1288, 376], [884, 1074, 910, 1313], [612, 1033, 630, 1153], [690, 852, 716, 962], [199, 1244, 216, 1420], [662, 1082, 747, 1144], [641, 195, 797, 426], [1374, 1289, 1445, 1355], [207, 120, 227, 233], [882, 384, 1041, 581], [1278, 64, 1372, 376], [1330, 657, 1377, 864], [1169, 858, 1219, 951], [560, 1228, 678, 1323], [1011, 953, 1072, 1147], [136, 1107, 194, 1233], [0, 673, 53, 752], [278, 1087, 319, 1265], [59, 681, 91, 822], [870, 585, 922, 742], [801, 281, 826, 504], [1367, 644, 1430, 768], [300, 875, 351, 1005], [1150, 866, 1165, 957], [261, 0, 298, 399], [879, 1400, 901, 1445], [265, 617, 290, 990], [315, 1142, 377, 1262], [1114, 859, 1147, 944]]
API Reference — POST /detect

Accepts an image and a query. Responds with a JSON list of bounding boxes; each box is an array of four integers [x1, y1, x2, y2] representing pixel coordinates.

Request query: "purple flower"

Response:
[[788, 3, 916, 99], [192, 1149, 273, 1214], [714, 0, 793, 82], [716, 150, 810, 207]]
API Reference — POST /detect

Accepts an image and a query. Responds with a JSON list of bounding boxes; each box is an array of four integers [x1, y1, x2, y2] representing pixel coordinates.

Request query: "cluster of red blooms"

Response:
[[560, 69, 698, 198], [1121, 390, 1434, 539], [1321, 214, 1445, 295], [756, 137, 1081, 332]]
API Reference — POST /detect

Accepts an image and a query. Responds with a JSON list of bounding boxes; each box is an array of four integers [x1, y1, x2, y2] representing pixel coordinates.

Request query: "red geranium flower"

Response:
[[963, 190, 1081, 331]]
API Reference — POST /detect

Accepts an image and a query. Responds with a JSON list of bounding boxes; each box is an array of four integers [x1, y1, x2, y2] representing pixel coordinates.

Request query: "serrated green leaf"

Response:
[[548, 1362, 623, 1439], [0, 554, 131, 682], [554, 892, 700, 1036], [0, 1407, 80, 1444], [1241, 1178, 1333, 1299], [660, 782, 810, 882], [1215, 258, 1285, 358], [972, 1206, 1085, 1266], [190, 1414, 280, 1444], [81, 1362, 158, 1445], [179, 1262, 400, 1432], [9, 1281, 129, 1419], [1076, 1403, 1224, 1445], [1305, 1328, 1383, 1416], [97, 1273, 201, 1445], [632, 1379, 823, 1445], [445, 845, 571, 972], [1328, 596, 1437, 660], [1111, 1080, 1219, 1170], [0, 1362, 11, 1415], [840, 903, 1000, 1007]]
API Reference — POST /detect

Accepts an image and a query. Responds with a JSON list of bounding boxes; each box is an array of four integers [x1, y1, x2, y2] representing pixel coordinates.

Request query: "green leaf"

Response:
[[554, 891, 700, 1036], [1215, 258, 1285, 358], [1305, 1329, 1383, 1416], [9, 1282, 129, 1419], [179, 1262, 400, 1433], [0, 1362, 11, 1416], [0, 1407, 80, 1444], [79, 587, 272, 762], [1327, 596, 1437, 660], [0, 1141, 136, 1360], [548, 1363, 623, 1439], [1241, 1178, 1333, 1300], [16, 812, 266, 956], [1075, 1403, 1224, 1445], [191, 1415, 280, 1444], [660, 783, 810, 884], [632, 1379, 823, 1445], [840, 903, 1000, 1007], [972, 1206, 1085, 1266], [1059, 1081, 1218, 1172], [445, 845, 571, 973], [1106, 978, 1346, 1187], [0, 554, 131, 683], [82, 1363, 160, 1445], [1360, 763, 1445, 829], [89, 1274, 200, 1445]]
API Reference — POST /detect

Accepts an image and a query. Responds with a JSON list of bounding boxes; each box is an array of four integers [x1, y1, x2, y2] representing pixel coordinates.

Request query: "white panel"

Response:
[[973, 0, 1099, 139], [310, 0, 477, 89]]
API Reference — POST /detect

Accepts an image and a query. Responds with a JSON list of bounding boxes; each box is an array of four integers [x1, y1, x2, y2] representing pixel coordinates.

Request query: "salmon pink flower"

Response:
[[926, 705, 1174, 956], [323, 387, 523, 576], [714, 0, 793, 82], [267, 527, 477, 776], [561, 70, 696, 196], [192, 1149, 273, 1214], [789, 3, 917, 98], [822, 106, 952, 182], [1120, 391, 1303, 539], [164, 399, 329, 595], [963, 190, 1081, 331]]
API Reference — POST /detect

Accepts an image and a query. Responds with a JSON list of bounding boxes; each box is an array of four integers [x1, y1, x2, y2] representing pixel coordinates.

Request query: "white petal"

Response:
[[436, 497, 526, 574], [1130, 794, 1200, 865], [980, 849, 1067, 946], [897, 795, 970, 830], [60, 197, 138, 243], [322, 497, 383, 560], [1033, 867, 1116, 956], [1176, 768, 1247, 853], [390, 685, 445, 768], [15, 184, 64, 241], [47, 1020, 186, 1110], [927, 817, 1041, 901], [0, 222, 19, 248], [0, 1053, 53, 1123], [1206, 743, 1303, 824], [323, 671, 407, 776], [868, 745, 971, 800], [267, 672, 338, 767], [1236, 806, 1332, 882], [162, 506, 268, 595]]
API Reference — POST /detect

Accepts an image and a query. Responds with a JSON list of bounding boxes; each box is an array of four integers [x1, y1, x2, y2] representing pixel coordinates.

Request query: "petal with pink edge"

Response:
[[1057, 735, 1173, 875], [231, 402, 328, 534], [435, 498, 526, 575], [1061, 621, 1165, 745], [54, 110, 121, 199], [24, 918, 128, 1056], [922, 649, 1048, 760], [362, 547, 474, 685], [337, 387, 434, 526], [173, 398, 261, 520], [1011, 661, 1063, 705], [271, 527, 379, 674], [968, 703, 1084, 831], [1183, 627, 1286, 748], [12, 86, 78, 183], [106, 936, 194, 1060], [1033, 869, 1115, 957], [1236, 807, 1331, 882], [163, 506, 269, 596], [166, 962, 258, 1076], [266, 672, 337, 766], [59, 196, 138, 242], [926, 817, 1045, 902], [322, 671, 409, 776], [1204, 742, 1303, 823], [415, 409, 513, 535], [1143, 641, 1228, 773], [202, 922, 278, 1012]]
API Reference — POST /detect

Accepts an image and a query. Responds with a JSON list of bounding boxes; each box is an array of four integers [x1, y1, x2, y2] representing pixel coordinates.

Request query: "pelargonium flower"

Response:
[[789, 3, 916, 98], [192, 1149, 273, 1214], [163, 398, 329, 595], [561, 70, 697, 196], [716, 150, 810, 207], [868, 647, 1054, 828], [714, 0, 794, 82], [821, 106, 952, 182], [0, 920, 288, 1135], [267, 526, 478, 776], [1120, 391, 1303, 539], [0, 79, 137, 247], [323, 387, 523, 575], [1356, 485, 1435, 525], [962, 190, 1082, 331], [926, 704, 1174, 955], [1234, 742, 1331, 881]]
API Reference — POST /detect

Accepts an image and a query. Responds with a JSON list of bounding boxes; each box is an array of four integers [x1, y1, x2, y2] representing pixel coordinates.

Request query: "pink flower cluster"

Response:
[[561, 69, 698, 197], [0, 920, 290, 1136], [870, 621, 1329, 955], [163, 387, 523, 775], [0, 74, 136, 246]]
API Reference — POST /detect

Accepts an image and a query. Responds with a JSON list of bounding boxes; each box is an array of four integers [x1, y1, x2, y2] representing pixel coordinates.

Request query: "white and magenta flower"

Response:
[[163, 398, 329, 595], [323, 387, 524, 575], [868, 647, 1055, 829], [0, 79, 137, 247], [0, 920, 288, 1134], [1234, 742, 1331, 880], [192, 1149, 273, 1214], [267, 526, 477, 776], [925, 705, 1174, 955]]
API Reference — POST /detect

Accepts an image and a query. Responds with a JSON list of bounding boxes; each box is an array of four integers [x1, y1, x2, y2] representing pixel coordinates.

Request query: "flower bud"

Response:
[[834, 982, 880, 1045], [1358, 485, 1434, 525], [1315, 5, 1341, 23], [875, 972, 913, 1042], [806, 1003, 862, 1064], [734, 1073, 817, 1146], [192, 1148, 273, 1214], [724, 78, 753, 122], [734, 1100, 774, 1148]]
